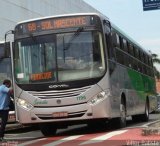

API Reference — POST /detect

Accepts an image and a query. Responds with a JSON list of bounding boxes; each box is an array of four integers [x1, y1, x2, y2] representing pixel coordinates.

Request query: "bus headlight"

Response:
[[89, 90, 109, 105], [17, 99, 33, 110]]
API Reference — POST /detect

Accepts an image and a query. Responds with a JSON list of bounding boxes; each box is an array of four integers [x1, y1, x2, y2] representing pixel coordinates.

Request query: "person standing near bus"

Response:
[[0, 79, 13, 141]]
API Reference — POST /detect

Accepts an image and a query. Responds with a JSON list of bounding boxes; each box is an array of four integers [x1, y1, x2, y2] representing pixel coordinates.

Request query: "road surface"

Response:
[[1, 113, 160, 146]]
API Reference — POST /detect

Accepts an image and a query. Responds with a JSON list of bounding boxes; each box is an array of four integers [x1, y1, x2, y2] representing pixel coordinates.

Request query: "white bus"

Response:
[[0, 42, 16, 122], [0, 42, 11, 83], [11, 13, 157, 136]]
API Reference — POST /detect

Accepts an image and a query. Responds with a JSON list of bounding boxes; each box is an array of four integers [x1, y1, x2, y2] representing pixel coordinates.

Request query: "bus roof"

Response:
[[16, 13, 109, 25], [15, 12, 150, 56]]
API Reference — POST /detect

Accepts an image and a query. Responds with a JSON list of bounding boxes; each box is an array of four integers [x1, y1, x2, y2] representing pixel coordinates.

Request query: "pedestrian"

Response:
[[0, 79, 13, 141]]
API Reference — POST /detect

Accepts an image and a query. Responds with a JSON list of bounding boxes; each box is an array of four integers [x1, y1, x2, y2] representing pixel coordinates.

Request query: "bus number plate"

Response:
[[52, 112, 68, 118]]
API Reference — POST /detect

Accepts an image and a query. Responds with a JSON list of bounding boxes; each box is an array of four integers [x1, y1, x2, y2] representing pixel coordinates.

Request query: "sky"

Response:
[[84, 0, 160, 71]]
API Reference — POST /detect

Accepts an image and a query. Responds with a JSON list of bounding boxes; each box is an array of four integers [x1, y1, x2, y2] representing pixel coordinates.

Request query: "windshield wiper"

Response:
[[74, 27, 84, 36], [28, 33, 38, 43], [64, 27, 84, 50]]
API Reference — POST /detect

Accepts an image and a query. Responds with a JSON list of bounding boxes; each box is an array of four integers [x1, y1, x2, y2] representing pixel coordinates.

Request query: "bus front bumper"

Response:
[[16, 97, 111, 124]]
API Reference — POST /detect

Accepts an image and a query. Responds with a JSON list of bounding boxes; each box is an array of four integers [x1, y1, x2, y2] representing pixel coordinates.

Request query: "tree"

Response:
[[152, 53, 160, 79]]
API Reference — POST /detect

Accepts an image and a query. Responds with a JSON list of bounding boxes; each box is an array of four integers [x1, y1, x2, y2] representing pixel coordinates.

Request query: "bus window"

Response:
[[149, 57, 153, 67], [111, 32, 120, 48], [146, 55, 149, 65], [104, 23, 113, 60], [132, 46, 136, 57], [107, 31, 117, 60], [141, 52, 144, 62], [138, 49, 141, 60], [119, 36, 124, 51], [0, 42, 10, 59], [126, 41, 130, 53], [116, 34, 120, 48], [15, 35, 56, 83], [0, 44, 5, 59], [128, 43, 134, 56], [5, 42, 11, 58], [135, 47, 139, 59], [123, 39, 128, 53]]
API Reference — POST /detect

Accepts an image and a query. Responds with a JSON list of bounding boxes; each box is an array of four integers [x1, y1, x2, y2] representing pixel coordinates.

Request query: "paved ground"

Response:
[[3, 113, 160, 146]]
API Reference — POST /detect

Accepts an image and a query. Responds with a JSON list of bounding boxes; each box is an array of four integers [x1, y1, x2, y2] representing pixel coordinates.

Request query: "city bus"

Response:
[[11, 13, 156, 136], [0, 42, 11, 83], [0, 41, 16, 122]]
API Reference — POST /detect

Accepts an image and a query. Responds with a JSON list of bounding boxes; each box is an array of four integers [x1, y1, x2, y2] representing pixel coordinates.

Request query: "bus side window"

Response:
[[123, 39, 127, 53], [104, 26, 116, 61], [126, 41, 130, 53], [149, 57, 153, 68], [142, 52, 145, 63], [119, 36, 124, 51], [108, 32, 119, 60], [134, 47, 139, 59], [111, 32, 120, 48], [0, 44, 5, 59], [129, 43, 134, 56]]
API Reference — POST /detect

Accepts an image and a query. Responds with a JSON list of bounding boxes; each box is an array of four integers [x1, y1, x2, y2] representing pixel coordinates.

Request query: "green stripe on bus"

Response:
[[127, 69, 155, 100]]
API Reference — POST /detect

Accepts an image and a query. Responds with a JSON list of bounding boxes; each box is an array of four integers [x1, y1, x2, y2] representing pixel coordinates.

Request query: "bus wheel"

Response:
[[113, 101, 126, 128], [141, 99, 149, 122], [118, 102, 126, 128], [132, 99, 149, 122], [39, 123, 57, 136]]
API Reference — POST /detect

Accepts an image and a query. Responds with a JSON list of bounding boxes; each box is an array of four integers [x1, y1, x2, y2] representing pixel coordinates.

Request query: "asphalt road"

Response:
[[5, 112, 160, 138]]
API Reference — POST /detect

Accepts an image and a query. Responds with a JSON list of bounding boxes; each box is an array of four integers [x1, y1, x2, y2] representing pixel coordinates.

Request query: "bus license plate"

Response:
[[53, 112, 68, 118]]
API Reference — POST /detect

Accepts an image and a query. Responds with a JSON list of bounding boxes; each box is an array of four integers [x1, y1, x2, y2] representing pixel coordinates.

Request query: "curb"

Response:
[[5, 123, 39, 133], [142, 120, 160, 136], [6, 123, 23, 131]]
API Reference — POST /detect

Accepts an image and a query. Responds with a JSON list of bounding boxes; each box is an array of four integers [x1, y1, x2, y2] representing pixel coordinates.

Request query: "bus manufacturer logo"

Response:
[[57, 99, 61, 104], [49, 84, 69, 88]]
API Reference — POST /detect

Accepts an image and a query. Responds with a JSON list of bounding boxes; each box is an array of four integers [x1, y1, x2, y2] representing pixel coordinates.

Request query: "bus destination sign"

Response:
[[143, 0, 160, 11], [18, 16, 93, 34]]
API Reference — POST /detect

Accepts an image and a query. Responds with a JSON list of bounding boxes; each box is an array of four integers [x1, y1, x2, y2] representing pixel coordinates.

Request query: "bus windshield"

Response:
[[14, 31, 105, 84]]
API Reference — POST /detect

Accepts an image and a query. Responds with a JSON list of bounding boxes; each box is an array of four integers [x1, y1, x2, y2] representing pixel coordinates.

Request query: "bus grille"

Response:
[[28, 85, 91, 99], [36, 110, 87, 120]]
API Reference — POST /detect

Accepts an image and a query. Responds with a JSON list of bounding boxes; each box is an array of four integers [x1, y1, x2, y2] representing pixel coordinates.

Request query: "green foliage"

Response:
[[152, 53, 160, 79]]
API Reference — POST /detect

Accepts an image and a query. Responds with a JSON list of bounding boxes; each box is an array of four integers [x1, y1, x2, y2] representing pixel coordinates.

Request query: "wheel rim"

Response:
[[145, 103, 149, 117]]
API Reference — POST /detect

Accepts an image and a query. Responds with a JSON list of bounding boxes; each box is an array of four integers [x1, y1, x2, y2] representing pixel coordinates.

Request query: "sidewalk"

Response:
[[142, 119, 160, 136]]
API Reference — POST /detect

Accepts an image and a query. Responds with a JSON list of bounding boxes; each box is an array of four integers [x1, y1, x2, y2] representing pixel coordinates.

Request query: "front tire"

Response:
[[112, 101, 126, 128], [39, 123, 57, 136], [118, 102, 127, 128]]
